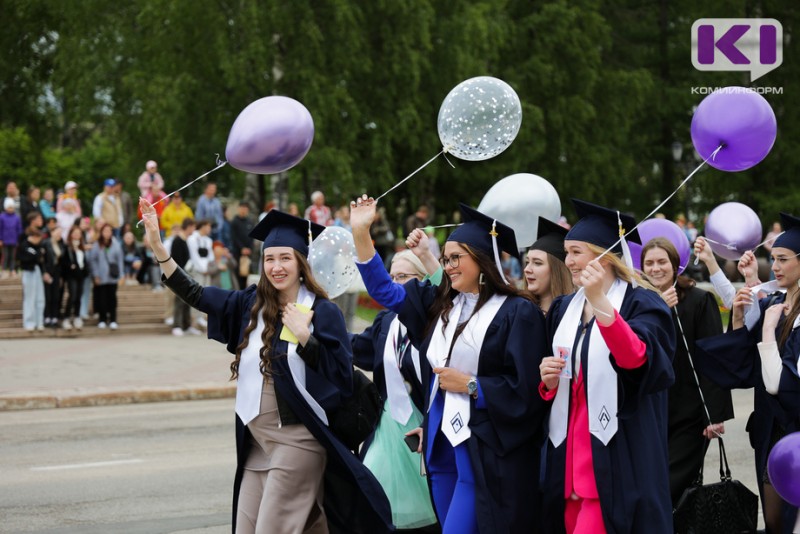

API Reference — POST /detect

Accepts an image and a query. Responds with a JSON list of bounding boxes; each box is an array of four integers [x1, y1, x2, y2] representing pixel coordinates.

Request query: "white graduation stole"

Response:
[[743, 280, 784, 330], [234, 285, 327, 425], [549, 279, 628, 447], [381, 316, 421, 425], [427, 293, 506, 446]]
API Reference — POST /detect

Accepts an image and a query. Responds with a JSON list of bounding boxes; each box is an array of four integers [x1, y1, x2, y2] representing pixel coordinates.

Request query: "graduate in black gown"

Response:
[[523, 217, 573, 315], [640, 237, 733, 505], [139, 199, 392, 534], [695, 212, 800, 534], [538, 200, 675, 534], [350, 195, 549, 534]]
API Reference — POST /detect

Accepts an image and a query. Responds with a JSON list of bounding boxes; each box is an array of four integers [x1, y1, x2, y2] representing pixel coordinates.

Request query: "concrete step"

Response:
[[0, 322, 176, 340]]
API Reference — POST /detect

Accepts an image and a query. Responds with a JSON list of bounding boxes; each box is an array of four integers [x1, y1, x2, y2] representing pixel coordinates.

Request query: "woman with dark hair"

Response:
[[524, 217, 574, 315], [696, 212, 800, 533], [88, 223, 124, 330], [350, 195, 548, 534], [59, 225, 89, 330], [538, 200, 676, 534], [139, 199, 391, 534], [640, 237, 733, 506]]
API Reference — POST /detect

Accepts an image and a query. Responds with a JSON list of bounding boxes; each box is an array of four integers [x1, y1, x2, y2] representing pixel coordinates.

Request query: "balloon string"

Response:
[[754, 231, 784, 251], [595, 144, 722, 264], [702, 237, 738, 251], [425, 223, 462, 230], [375, 149, 446, 201], [136, 155, 227, 227]]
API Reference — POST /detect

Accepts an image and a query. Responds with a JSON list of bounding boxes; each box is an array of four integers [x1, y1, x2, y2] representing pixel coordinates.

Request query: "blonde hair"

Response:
[[585, 243, 658, 292], [391, 249, 428, 278]]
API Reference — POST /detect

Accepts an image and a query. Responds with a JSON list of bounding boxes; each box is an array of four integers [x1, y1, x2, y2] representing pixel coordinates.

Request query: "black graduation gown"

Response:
[[197, 284, 394, 534], [694, 292, 800, 532], [397, 282, 549, 534], [541, 285, 676, 534], [350, 309, 428, 455], [668, 286, 734, 504]]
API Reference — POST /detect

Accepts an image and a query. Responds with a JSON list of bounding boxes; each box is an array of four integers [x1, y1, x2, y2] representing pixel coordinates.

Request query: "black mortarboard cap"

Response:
[[448, 203, 520, 261], [565, 199, 641, 253], [248, 209, 325, 257], [773, 213, 800, 253], [531, 217, 568, 262]]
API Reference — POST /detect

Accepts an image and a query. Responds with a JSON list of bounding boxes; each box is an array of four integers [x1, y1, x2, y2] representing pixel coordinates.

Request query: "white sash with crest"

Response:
[[235, 284, 327, 425], [549, 279, 628, 447], [382, 315, 421, 425], [427, 293, 506, 446]]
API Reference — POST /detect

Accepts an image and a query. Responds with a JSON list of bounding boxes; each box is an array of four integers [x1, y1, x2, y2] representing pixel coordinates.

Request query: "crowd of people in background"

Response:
[[0, 168, 785, 339]]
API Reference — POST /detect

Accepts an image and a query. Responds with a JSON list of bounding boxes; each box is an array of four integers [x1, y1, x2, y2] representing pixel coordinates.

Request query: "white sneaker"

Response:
[[74, 318, 84, 330], [24, 326, 34, 332], [186, 326, 202, 336], [62, 319, 73, 330], [36, 325, 45, 332], [164, 317, 174, 326], [171, 327, 184, 336], [109, 322, 118, 330], [196, 317, 207, 328], [97, 321, 107, 329]]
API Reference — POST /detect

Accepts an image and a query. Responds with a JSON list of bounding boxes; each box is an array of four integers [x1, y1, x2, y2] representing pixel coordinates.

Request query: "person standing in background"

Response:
[[88, 223, 124, 330], [60, 225, 89, 331], [169, 218, 200, 336], [114, 179, 134, 229], [39, 188, 56, 219], [160, 191, 193, 237], [42, 226, 64, 328], [1, 197, 23, 278], [93, 179, 124, 237], [20, 185, 42, 224], [304, 191, 333, 226], [137, 160, 164, 198], [230, 201, 254, 290], [56, 181, 82, 216], [195, 182, 224, 241], [404, 204, 429, 237], [18, 227, 47, 332]]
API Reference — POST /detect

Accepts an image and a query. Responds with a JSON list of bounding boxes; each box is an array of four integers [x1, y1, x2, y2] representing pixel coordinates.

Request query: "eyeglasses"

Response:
[[439, 253, 467, 269], [391, 273, 419, 282]]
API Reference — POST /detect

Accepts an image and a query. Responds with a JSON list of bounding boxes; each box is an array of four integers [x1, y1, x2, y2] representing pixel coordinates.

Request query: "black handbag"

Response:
[[329, 368, 382, 451], [673, 437, 759, 533], [671, 310, 760, 533]]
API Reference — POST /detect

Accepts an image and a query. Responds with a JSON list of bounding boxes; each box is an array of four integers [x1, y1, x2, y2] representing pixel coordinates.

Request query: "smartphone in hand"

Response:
[[404, 434, 421, 452]]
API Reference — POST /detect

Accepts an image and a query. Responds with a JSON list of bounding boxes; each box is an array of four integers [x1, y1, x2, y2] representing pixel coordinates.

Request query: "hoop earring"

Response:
[[479, 273, 485, 286]]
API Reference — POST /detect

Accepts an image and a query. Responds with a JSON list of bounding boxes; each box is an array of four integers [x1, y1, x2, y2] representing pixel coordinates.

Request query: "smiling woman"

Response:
[[350, 194, 549, 534], [640, 237, 733, 508], [137, 199, 393, 534]]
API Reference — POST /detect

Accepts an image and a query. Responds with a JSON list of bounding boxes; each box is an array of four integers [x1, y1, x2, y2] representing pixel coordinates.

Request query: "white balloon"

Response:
[[478, 173, 561, 249], [308, 227, 358, 299], [437, 76, 522, 161]]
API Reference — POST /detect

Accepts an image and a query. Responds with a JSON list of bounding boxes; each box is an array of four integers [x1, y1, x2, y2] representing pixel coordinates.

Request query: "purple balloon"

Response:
[[767, 432, 800, 507], [225, 96, 314, 175], [691, 87, 777, 172], [704, 202, 762, 261], [633, 219, 692, 274]]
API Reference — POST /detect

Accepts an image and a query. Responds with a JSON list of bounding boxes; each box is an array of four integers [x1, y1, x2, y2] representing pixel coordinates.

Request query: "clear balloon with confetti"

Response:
[[308, 227, 358, 299], [437, 76, 523, 161]]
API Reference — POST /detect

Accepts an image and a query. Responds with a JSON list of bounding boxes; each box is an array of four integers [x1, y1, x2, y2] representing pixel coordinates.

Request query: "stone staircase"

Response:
[[0, 276, 172, 339]]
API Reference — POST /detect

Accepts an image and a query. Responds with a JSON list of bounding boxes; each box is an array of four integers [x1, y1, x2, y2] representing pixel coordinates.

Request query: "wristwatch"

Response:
[[466, 377, 478, 399]]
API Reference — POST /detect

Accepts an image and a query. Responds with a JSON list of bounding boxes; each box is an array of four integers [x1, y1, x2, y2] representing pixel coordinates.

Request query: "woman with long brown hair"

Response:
[[640, 237, 732, 507], [139, 199, 391, 534], [87, 223, 124, 329], [524, 217, 573, 314], [59, 225, 89, 330], [350, 196, 548, 534]]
